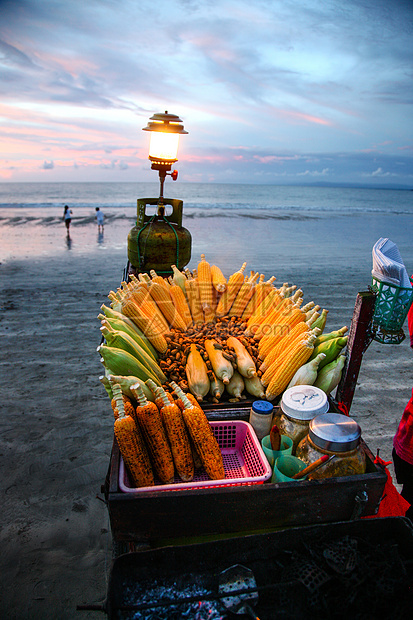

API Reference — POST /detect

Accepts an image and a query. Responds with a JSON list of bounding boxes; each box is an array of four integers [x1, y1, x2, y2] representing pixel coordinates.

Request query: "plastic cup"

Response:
[[261, 435, 293, 468], [272, 455, 307, 483]]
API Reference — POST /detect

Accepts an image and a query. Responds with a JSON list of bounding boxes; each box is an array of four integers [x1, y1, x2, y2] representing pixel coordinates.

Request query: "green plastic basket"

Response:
[[370, 275, 413, 344]]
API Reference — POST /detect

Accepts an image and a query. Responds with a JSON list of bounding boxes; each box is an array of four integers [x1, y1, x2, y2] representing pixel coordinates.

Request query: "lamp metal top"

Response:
[[143, 110, 188, 134]]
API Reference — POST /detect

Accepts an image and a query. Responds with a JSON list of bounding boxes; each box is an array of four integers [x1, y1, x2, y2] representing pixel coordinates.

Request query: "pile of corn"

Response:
[[110, 379, 224, 488], [98, 254, 349, 405]]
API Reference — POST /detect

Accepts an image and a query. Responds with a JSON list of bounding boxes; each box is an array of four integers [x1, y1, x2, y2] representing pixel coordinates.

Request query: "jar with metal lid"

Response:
[[277, 385, 329, 453], [248, 400, 274, 441], [295, 412, 366, 479]]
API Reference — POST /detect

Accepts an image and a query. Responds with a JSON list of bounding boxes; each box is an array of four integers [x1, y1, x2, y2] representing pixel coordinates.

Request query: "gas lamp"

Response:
[[126, 111, 191, 276]]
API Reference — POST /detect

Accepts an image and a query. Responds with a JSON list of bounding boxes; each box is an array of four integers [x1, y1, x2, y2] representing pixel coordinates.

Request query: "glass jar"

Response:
[[277, 385, 329, 453], [296, 412, 366, 479], [248, 400, 274, 441]]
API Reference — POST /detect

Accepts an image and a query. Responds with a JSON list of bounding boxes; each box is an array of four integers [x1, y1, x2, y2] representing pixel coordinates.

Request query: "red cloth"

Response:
[[408, 302, 413, 348], [393, 389, 413, 466], [364, 456, 411, 518]]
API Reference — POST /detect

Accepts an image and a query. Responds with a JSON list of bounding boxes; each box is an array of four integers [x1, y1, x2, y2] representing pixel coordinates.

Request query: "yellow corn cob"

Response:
[[215, 262, 247, 317], [184, 276, 204, 325], [122, 284, 170, 334], [258, 305, 306, 357], [229, 272, 260, 317], [148, 382, 194, 482], [210, 264, 227, 293], [260, 320, 317, 375], [253, 296, 297, 341], [204, 338, 234, 384], [121, 298, 168, 354], [170, 382, 225, 480], [244, 288, 283, 335], [112, 383, 154, 488], [168, 284, 192, 328], [147, 281, 187, 331], [197, 254, 214, 311], [130, 382, 175, 484], [265, 335, 317, 401], [185, 343, 210, 401], [149, 269, 170, 289], [241, 274, 269, 320]]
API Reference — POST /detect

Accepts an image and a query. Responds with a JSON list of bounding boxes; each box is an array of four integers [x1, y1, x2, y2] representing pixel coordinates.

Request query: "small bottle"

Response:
[[249, 400, 274, 440]]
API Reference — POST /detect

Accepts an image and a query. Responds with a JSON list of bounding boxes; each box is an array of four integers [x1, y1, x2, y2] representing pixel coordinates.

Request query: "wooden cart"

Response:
[[102, 290, 388, 551]]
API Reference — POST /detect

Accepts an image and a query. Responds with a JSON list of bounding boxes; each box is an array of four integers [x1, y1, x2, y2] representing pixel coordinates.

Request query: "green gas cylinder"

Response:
[[127, 198, 192, 276]]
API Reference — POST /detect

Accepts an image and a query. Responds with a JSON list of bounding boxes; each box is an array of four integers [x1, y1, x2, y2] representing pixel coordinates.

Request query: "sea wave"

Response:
[[1, 203, 412, 227]]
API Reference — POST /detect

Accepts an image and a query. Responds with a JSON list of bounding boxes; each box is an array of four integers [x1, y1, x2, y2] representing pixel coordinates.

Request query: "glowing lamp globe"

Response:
[[143, 111, 188, 167]]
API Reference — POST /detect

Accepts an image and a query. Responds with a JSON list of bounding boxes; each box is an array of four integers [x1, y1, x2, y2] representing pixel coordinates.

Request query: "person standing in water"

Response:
[[63, 205, 72, 234], [95, 207, 104, 233]]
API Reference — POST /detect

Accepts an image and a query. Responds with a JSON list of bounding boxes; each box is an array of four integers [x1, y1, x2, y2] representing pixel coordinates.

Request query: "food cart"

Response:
[[89, 283, 413, 619], [84, 115, 413, 617]]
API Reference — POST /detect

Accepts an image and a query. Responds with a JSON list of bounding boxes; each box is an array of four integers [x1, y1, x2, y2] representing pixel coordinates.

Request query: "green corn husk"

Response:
[[308, 336, 348, 369], [314, 354, 346, 394], [107, 374, 155, 402], [314, 325, 348, 347]]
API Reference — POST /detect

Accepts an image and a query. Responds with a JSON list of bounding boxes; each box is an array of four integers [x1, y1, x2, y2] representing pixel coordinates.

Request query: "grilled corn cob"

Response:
[[148, 382, 194, 482], [171, 382, 225, 480], [112, 383, 154, 488], [130, 382, 175, 484]]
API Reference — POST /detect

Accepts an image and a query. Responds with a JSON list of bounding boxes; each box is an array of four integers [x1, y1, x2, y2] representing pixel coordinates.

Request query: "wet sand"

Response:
[[1, 218, 412, 618]]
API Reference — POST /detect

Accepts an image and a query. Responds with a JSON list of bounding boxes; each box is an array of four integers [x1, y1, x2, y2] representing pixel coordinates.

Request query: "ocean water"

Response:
[[0, 182, 412, 276]]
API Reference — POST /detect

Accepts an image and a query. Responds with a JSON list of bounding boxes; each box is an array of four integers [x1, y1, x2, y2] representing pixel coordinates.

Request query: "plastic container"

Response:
[[370, 275, 413, 344], [248, 400, 274, 441], [261, 435, 293, 468], [271, 455, 308, 483], [277, 385, 329, 453], [296, 412, 366, 479], [119, 420, 272, 493]]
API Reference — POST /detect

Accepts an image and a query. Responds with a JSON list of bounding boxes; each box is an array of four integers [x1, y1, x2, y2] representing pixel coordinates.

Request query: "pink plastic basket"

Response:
[[119, 420, 272, 493]]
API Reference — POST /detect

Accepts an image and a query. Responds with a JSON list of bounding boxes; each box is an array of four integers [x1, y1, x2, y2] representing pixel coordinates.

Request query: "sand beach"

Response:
[[1, 188, 413, 618]]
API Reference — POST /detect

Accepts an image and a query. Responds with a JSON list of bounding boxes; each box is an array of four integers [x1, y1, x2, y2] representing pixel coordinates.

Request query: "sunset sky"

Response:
[[1, 0, 412, 187]]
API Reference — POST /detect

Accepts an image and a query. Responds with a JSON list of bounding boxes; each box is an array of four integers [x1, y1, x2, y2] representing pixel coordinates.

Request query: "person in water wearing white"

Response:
[[95, 207, 104, 233], [63, 205, 72, 233]]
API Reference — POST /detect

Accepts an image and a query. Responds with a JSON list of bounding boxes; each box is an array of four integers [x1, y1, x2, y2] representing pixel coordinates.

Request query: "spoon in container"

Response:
[[292, 454, 335, 479]]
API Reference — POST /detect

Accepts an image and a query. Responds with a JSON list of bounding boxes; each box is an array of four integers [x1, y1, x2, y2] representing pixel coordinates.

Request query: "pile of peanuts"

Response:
[[158, 317, 260, 393]]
